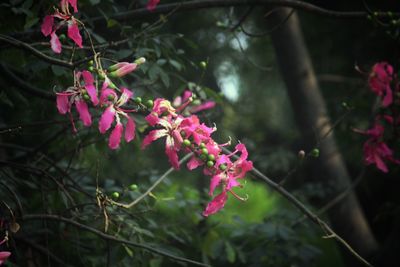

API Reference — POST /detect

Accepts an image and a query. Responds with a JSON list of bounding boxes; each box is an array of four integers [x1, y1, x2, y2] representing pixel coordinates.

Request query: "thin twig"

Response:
[[221, 147, 373, 267], [109, 152, 193, 209], [22, 214, 211, 267]]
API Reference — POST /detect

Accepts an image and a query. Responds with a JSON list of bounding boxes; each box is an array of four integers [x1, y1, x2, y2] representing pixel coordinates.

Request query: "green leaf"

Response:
[[107, 19, 118, 28], [160, 71, 170, 88], [24, 16, 39, 30], [225, 241, 236, 263], [169, 59, 182, 71]]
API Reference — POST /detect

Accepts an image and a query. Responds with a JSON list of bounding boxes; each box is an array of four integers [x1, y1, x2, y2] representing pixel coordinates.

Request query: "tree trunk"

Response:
[[266, 8, 378, 265]]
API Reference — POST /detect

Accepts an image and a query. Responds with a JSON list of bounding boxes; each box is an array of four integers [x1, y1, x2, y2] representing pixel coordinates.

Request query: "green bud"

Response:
[[88, 60, 94, 66], [201, 148, 208, 155], [145, 100, 154, 109], [311, 148, 320, 158], [183, 139, 191, 147], [199, 154, 207, 161], [180, 130, 186, 137], [59, 34, 66, 40], [199, 143, 206, 149], [98, 72, 105, 79], [88, 66, 94, 72], [206, 160, 214, 167], [391, 19, 397, 25], [341, 102, 348, 108], [108, 95, 115, 101], [129, 184, 138, 191], [111, 192, 120, 199], [219, 164, 227, 171], [133, 97, 142, 104], [207, 154, 215, 161], [83, 94, 90, 101], [199, 61, 207, 69], [192, 99, 201, 106]]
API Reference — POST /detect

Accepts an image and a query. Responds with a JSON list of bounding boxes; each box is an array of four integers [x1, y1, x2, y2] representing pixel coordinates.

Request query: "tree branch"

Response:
[[21, 214, 211, 267], [93, 0, 397, 22]]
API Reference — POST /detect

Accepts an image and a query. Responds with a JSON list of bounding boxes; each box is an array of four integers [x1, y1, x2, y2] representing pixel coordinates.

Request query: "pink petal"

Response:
[[109, 123, 123, 149], [202, 192, 228, 217], [382, 85, 393, 107], [75, 99, 92, 126], [82, 70, 98, 105], [146, 0, 160, 11], [374, 153, 388, 173], [99, 106, 116, 133], [50, 32, 62, 54], [68, 0, 78, 13], [0, 251, 11, 265], [187, 156, 203, 170], [166, 136, 179, 169], [209, 173, 223, 196], [56, 94, 69, 114], [190, 101, 216, 113], [145, 112, 160, 126], [110, 63, 137, 77], [182, 90, 192, 102], [141, 129, 167, 149], [100, 89, 117, 106], [67, 20, 83, 48], [41, 15, 54, 37], [119, 88, 133, 106], [125, 116, 136, 142]]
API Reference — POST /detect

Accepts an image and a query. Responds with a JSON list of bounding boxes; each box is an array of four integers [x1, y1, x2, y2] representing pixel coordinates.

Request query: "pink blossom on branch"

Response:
[[368, 62, 394, 107], [99, 88, 136, 149], [147, 0, 160, 11], [41, 0, 83, 53]]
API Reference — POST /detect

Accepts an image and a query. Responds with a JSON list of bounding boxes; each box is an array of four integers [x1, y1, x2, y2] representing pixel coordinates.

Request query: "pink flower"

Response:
[[0, 251, 11, 266], [56, 70, 98, 131], [142, 113, 184, 169], [146, 0, 160, 11], [173, 90, 216, 114], [99, 88, 136, 149], [203, 143, 253, 217], [108, 58, 145, 78], [355, 122, 400, 172], [369, 62, 394, 107], [41, 0, 83, 53]]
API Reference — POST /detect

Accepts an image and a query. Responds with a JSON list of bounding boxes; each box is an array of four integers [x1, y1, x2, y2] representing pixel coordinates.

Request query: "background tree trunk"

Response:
[[266, 8, 378, 265]]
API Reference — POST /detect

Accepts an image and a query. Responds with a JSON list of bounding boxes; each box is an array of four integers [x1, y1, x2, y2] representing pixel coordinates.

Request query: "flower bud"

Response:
[[145, 100, 154, 109], [129, 184, 138, 191], [111, 192, 120, 199], [201, 148, 208, 155], [206, 160, 214, 167], [83, 94, 90, 101], [108, 94, 115, 101], [219, 164, 227, 171], [207, 154, 215, 161], [109, 62, 138, 77], [183, 139, 191, 146], [311, 148, 320, 158], [199, 143, 206, 149], [134, 57, 146, 65], [134, 97, 142, 104], [298, 150, 305, 159], [199, 61, 207, 69]]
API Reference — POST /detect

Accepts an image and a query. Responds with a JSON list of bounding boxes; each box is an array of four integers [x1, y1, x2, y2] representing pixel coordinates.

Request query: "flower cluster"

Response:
[[142, 98, 253, 216], [46, 0, 252, 216], [355, 62, 400, 172], [56, 59, 144, 148], [41, 0, 82, 53]]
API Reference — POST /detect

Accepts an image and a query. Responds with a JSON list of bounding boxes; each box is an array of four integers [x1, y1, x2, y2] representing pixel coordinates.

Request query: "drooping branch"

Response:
[[93, 0, 397, 22], [21, 214, 211, 267]]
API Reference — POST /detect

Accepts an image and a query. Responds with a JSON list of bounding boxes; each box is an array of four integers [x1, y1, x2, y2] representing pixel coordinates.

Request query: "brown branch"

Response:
[[21, 214, 211, 267], [92, 0, 397, 22]]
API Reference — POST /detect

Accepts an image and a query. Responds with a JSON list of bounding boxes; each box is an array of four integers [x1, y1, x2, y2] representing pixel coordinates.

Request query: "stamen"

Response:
[[229, 190, 248, 201], [176, 97, 193, 112]]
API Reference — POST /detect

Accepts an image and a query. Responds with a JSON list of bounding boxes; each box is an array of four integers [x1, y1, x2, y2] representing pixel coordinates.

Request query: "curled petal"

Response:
[[68, 0, 78, 13], [202, 192, 228, 217], [50, 32, 62, 54], [166, 136, 179, 169], [41, 15, 54, 37], [209, 173, 223, 196], [382, 85, 393, 107], [75, 100, 92, 126], [67, 20, 83, 48], [125, 116, 136, 142], [118, 88, 133, 106], [0, 251, 11, 265], [190, 101, 216, 113], [187, 156, 203, 170], [56, 94, 69, 114], [99, 106, 116, 133], [82, 70, 98, 105], [109, 123, 123, 150], [141, 129, 168, 149]]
